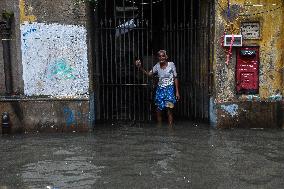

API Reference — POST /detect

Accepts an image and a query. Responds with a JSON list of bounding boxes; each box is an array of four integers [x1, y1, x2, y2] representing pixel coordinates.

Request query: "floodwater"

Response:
[[1, 121, 284, 189]]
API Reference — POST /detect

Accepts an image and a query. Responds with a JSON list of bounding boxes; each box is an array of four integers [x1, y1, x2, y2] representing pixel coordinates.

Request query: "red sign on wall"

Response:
[[236, 47, 259, 94]]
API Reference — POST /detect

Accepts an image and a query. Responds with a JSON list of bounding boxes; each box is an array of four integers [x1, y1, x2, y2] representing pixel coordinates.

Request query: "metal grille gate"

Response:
[[93, 0, 213, 122]]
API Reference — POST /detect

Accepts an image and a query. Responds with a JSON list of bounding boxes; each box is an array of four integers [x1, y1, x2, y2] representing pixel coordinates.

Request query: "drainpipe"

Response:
[[0, 18, 13, 95]]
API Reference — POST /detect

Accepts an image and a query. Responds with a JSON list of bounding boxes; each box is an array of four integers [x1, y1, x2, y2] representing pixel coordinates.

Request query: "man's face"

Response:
[[158, 53, 167, 63]]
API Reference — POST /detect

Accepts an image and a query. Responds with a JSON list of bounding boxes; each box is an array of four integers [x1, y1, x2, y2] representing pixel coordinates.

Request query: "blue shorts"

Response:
[[155, 85, 176, 110]]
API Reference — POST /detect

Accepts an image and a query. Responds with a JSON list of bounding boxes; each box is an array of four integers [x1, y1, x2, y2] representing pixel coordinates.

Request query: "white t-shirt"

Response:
[[150, 62, 177, 87]]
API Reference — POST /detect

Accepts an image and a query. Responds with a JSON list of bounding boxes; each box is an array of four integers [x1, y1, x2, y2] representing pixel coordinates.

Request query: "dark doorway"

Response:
[[92, 0, 214, 122]]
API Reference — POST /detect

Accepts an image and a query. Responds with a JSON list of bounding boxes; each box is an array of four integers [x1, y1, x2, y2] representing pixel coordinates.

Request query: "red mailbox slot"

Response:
[[236, 46, 259, 94]]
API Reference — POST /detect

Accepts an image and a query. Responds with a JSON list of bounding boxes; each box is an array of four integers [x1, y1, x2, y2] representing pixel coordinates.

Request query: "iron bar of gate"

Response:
[[134, 19, 139, 120], [189, 0, 194, 118], [201, 25, 205, 119], [196, 6, 200, 119], [104, 20, 108, 118], [132, 2, 135, 120], [165, 24, 168, 59], [114, 2, 119, 119], [205, 3, 209, 119], [174, 23, 177, 111], [200, 2, 204, 119], [127, 21, 130, 119], [200, 21, 203, 119], [104, 18, 109, 119], [186, 22, 191, 117], [203, 16, 208, 119], [146, 20, 151, 121], [173, 23, 176, 68], [118, 19, 122, 119], [105, 19, 109, 84], [141, 19, 144, 120], [110, 20, 114, 83], [199, 2, 202, 119], [200, 4, 205, 119], [182, 23, 186, 116], [197, 21, 200, 119], [141, 0, 144, 124], [123, 29, 126, 119], [183, 0, 186, 116], [109, 19, 114, 119], [182, 22, 185, 116], [193, 19, 197, 119], [184, 23, 188, 117], [137, 19, 141, 121], [176, 0, 180, 88]]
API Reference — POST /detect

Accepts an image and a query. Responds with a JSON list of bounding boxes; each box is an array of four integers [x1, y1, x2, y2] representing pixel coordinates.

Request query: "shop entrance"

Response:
[[92, 0, 214, 122]]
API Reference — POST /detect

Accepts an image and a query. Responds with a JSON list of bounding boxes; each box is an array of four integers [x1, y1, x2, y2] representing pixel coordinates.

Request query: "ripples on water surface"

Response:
[[0, 121, 284, 189]]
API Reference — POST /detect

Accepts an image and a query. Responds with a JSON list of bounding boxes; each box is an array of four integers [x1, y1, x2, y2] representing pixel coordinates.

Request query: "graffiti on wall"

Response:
[[221, 104, 239, 117], [63, 106, 89, 128], [20, 0, 37, 23], [63, 107, 77, 128], [21, 22, 89, 96]]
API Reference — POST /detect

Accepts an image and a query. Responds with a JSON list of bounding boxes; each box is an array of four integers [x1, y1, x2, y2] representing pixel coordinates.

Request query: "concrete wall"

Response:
[[20, 0, 90, 97], [213, 0, 284, 128], [0, 99, 90, 133], [0, 0, 23, 94], [0, 0, 94, 133]]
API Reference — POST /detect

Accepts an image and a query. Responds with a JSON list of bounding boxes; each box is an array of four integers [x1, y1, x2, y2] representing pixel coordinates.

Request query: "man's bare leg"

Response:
[[167, 108, 173, 126]]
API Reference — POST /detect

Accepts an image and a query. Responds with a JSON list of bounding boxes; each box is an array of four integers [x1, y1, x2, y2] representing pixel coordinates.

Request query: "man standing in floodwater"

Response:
[[135, 50, 180, 126]]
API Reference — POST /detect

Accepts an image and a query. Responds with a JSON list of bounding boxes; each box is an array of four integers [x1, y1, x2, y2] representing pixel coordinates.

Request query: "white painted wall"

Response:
[[20, 22, 89, 97]]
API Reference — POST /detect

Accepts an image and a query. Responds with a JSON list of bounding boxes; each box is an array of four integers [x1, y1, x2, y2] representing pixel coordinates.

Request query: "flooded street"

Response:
[[1, 122, 284, 189]]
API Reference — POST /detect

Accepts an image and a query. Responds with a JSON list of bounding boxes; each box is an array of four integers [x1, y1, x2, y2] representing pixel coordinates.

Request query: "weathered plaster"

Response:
[[214, 0, 284, 128], [20, 22, 89, 97], [0, 100, 90, 133], [21, 0, 87, 26], [19, 0, 37, 23], [19, 0, 90, 97], [209, 97, 217, 127], [0, 0, 24, 94], [215, 0, 284, 101], [0, 0, 93, 132], [221, 104, 239, 117]]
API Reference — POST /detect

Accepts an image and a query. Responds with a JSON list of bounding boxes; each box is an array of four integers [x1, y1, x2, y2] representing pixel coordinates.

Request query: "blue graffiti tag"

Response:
[[63, 107, 76, 128], [221, 104, 239, 117], [48, 59, 76, 80], [23, 28, 37, 37]]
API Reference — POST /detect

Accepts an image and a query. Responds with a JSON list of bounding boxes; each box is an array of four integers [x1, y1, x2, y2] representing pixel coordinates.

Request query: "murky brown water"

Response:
[[1, 121, 284, 189]]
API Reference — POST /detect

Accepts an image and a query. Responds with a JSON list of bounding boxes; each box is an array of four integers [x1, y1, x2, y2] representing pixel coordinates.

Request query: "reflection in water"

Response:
[[0, 122, 284, 188]]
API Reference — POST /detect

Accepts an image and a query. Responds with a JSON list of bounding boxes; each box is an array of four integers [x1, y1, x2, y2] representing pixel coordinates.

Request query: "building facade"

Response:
[[0, 0, 283, 132], [214, 0, 284, 128], [0, 0, 94, 132]]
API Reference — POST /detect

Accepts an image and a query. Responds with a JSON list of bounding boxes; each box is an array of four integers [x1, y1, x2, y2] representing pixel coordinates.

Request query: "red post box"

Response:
[[236, 46, 259, 94]]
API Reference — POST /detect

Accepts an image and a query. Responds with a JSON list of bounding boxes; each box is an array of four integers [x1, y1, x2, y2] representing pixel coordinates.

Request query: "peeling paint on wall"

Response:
[[210, 97, 217, 127], [20, 0, 37, 23], [221, 104, 239, 117], [63, 107, 77, 128], [215, 0, 284, 101], [63, 106, 89, 128], [20, 22, 89, 96]]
